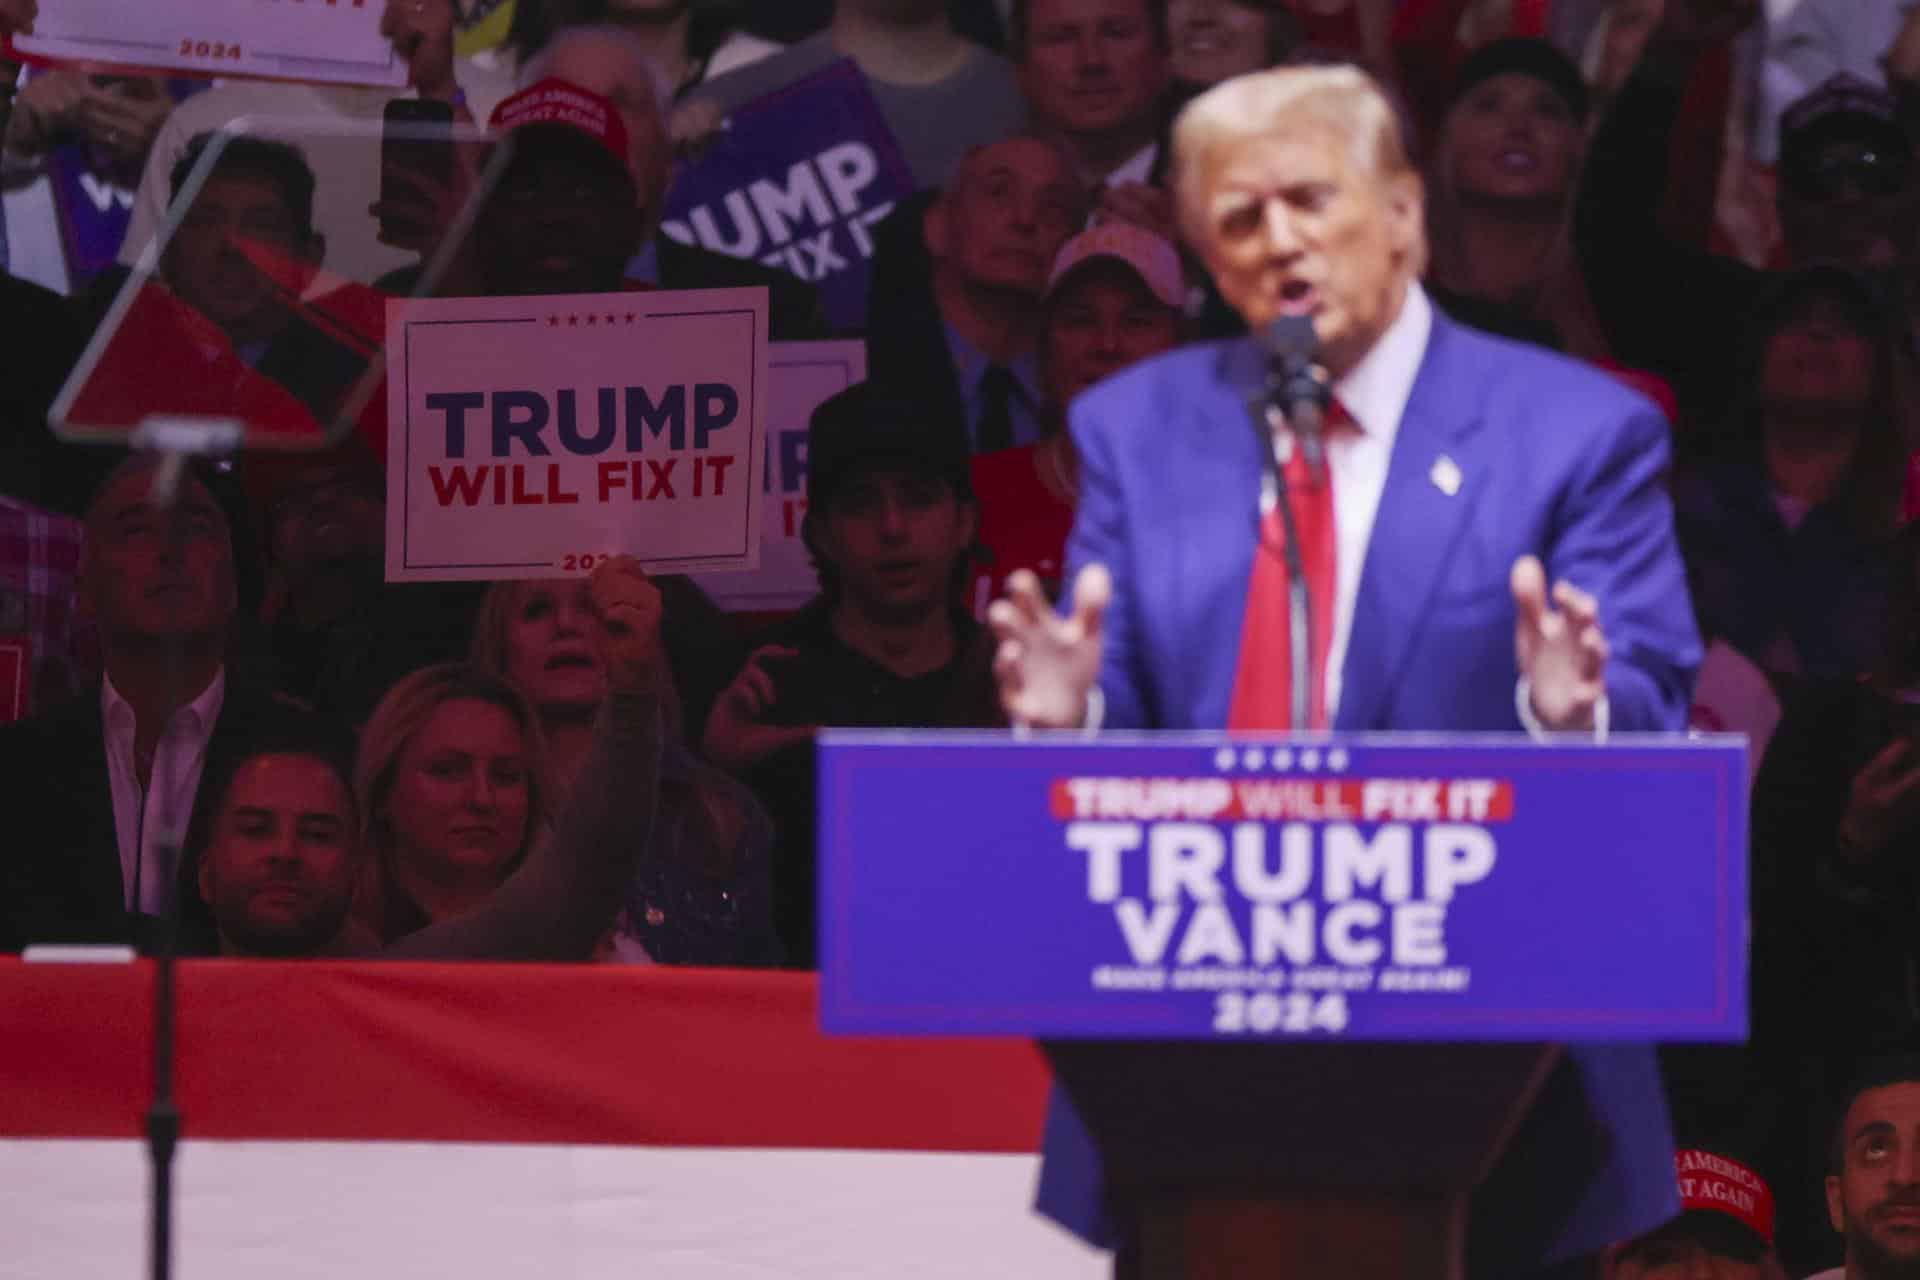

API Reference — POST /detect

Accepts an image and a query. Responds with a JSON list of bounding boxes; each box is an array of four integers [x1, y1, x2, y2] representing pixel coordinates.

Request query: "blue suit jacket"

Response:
[[1039, 311, 1704, 1269], [1066, 311, 1701, 734]]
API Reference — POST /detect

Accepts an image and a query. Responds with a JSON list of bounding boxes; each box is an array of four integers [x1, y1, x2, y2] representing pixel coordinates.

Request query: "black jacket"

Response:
[[0, 674, 336, 954]]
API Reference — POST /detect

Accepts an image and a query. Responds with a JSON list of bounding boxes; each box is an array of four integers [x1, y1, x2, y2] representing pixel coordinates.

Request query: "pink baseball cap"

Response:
[[1044, 221, 1185, 309]]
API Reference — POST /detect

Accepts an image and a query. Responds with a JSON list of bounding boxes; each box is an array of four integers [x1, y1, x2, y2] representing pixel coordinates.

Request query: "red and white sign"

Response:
[[385, 288, 770, 583], [9, 0, 408, 87], [0, 960, 1106, 1278]]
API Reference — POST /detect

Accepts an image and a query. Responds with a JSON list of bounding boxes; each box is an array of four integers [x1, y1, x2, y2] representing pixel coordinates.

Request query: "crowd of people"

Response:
[[3, 0, 1920, 1273]]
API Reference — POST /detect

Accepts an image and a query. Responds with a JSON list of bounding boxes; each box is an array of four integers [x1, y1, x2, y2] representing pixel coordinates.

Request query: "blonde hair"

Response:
[[1172, 64, 1420, 252], [470, 577, 688, 744], [354, 663, 552, 939]]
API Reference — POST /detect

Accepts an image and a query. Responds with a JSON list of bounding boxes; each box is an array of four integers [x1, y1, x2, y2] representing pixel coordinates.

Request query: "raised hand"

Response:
[[988, 564, 1109, 731], [702, 645, 815, 772], [1511, 555, 1607, 733], [1838, 737, 1920, 865], [381, 0, 458, 101], [586, 555, 665, 694]]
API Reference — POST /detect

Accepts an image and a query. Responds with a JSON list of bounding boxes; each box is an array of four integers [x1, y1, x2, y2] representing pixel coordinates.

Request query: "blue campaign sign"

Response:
[[660, 60, 915, 333], [819, 733, 1748, 1041]]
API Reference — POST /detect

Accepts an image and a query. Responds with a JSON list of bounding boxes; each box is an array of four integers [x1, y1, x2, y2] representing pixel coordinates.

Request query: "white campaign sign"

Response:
[[384, 287, 769, 583], [690, 340, 864, 612], [12, 0, 408, 87]]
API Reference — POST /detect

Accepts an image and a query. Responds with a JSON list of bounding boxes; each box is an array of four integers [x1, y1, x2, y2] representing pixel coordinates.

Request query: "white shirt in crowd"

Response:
[[1103, 141, 1158, 189], [101, 667, 225, 916]]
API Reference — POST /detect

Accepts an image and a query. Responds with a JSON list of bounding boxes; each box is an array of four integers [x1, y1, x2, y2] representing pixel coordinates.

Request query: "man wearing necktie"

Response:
[[986, 63, 1702, 1269]]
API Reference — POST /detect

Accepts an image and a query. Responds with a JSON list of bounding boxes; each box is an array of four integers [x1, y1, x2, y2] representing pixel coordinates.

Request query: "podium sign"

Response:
[[819, 733, 1747, 1041]]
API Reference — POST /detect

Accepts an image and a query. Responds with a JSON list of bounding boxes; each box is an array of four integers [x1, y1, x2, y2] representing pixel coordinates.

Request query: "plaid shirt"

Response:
[[0, 497, 91, 719]]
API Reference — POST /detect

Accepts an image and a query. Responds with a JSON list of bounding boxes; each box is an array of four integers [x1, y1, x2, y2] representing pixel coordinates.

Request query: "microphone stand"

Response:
[[131, 415, 245, 1280], [1246, 390, 1315, 733], [1246, 321, 1332, 733]]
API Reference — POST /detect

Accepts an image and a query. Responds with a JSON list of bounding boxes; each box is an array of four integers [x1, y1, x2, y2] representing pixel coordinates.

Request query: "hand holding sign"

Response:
[[588, 555, 666, 695], [703, 645, 815, 771], [989, 565, 1109, 731], [0, 0, 34, 38], [380, 0, 458, 102], [1510, 556, 1607, 733]]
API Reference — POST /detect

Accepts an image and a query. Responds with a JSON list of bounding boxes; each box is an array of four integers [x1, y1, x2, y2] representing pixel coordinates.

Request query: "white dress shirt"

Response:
[[1318, 284, 1432, 721], [1080, 284, 1603, 737], [102, 668, 226, 915]]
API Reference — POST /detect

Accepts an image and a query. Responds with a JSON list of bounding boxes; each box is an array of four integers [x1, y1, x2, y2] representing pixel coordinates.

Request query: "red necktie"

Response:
[[1227, 406, 1348, 731]]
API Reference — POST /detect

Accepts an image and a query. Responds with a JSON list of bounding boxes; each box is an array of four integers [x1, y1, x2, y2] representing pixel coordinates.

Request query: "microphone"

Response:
[[1262, 315, 1332, 480]]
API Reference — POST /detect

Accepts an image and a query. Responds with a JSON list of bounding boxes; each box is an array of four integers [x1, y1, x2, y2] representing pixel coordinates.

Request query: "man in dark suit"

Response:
[[0, 454, 327, 955], [987, 63, 1701, 1270], [865, 134, 1087, 452]]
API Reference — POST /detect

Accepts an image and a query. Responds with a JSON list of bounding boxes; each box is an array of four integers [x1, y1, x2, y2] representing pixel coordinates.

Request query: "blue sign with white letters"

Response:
[[661, 60, 915, 333], [818, 733, 1748, 1041]]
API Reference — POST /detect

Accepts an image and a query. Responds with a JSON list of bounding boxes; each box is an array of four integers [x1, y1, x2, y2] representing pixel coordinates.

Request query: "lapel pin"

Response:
[[1430, 454, 1462, 497]]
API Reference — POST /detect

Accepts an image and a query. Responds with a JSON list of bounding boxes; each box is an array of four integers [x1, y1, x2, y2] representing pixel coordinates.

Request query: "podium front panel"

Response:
[[818, 732, 1746, 1041]]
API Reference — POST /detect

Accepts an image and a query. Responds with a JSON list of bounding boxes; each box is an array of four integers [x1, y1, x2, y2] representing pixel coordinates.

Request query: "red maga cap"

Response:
[[488, 77, 631, 172], [1675, 1148, 1774, 1244]]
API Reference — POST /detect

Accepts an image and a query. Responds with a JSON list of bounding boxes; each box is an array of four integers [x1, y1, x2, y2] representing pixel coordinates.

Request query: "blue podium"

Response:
[[819, 732, 1748, 1279]]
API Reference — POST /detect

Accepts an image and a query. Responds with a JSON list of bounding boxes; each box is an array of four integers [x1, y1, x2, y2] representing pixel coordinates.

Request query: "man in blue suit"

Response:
[[987, 63, 1703, 1272]]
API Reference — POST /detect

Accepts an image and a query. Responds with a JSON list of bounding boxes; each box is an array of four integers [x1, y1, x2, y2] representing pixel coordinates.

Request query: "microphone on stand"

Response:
[[1244, 314, 1332, 732], [1262, 314, 1333, 481]]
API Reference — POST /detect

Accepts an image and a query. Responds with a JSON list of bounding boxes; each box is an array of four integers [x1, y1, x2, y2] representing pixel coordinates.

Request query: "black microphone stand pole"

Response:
[[133, 417, 244, 1280]]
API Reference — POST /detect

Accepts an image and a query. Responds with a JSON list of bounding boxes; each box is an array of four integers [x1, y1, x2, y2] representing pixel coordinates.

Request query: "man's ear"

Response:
[[1827, 1173, 1845, 1234]]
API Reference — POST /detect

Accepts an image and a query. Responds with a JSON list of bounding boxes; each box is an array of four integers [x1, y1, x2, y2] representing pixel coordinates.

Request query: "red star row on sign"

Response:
[[546, 313, 642, 327]]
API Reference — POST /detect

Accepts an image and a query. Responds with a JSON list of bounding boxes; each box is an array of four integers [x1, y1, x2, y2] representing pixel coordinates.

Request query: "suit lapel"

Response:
[[44, 690, 129, 923], [1336, 317, 1492, 731], [1179, 342, 1266, 728]]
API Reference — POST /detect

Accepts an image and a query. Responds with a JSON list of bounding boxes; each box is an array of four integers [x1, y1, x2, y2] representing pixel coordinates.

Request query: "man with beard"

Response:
[[194, 733, 364, 957], [1813, 1057, 1920, 1280], [195, 556, 669, 961], [701, 381, 998, 965], [0, 455, 327, 954]]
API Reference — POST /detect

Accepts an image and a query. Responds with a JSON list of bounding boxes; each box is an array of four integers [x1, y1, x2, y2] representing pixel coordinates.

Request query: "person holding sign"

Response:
[[192, 556, 667, 961], [471, 576, 781, 967], [988, 63, 1701, 1266]]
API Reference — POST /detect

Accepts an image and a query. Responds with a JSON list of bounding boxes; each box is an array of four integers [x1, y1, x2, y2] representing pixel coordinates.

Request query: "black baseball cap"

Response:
[[1779, 73, 1914, 201], [1446, 37, 1589, 124], [805, 381, 974, 513]]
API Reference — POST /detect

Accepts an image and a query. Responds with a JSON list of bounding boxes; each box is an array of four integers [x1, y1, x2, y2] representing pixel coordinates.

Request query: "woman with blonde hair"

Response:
[[471, 574, 780, 966], [353, 557, 666, 957]]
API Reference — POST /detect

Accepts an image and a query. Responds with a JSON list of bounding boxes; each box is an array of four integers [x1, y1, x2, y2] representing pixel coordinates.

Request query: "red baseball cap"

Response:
[[488, 77, 631, 177], [1674, 1148, 1775, 1245]]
